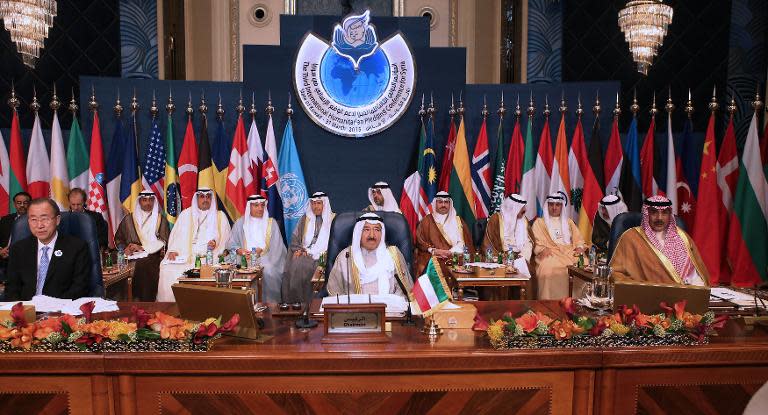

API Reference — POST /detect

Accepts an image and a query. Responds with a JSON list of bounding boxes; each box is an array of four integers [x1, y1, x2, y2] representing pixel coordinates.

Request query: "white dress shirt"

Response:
[[37, 232, 58, 272]]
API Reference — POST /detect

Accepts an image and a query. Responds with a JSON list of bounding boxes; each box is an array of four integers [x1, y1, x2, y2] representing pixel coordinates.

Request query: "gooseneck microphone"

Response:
[[393, 272, 415, 326], [345, 251, 351, 303]]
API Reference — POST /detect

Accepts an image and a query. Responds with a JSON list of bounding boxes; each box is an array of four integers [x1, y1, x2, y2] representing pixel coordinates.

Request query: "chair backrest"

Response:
[[11, 212, 105, 297], [323, 212, 413, 295], [607, 212, 686, 260], [472, 218, 487, 250]]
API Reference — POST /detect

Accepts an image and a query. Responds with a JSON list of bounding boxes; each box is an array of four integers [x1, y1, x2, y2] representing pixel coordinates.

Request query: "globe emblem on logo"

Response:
[[279, 173, 309, 219], [294, 10, 416, 137]]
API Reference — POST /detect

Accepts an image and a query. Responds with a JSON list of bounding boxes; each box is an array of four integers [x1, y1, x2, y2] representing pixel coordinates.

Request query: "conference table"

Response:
[[0, 301, 766, 414]]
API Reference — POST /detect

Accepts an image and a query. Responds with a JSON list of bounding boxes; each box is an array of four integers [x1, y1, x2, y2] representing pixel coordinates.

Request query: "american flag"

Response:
[[142, 119, 166, 206]]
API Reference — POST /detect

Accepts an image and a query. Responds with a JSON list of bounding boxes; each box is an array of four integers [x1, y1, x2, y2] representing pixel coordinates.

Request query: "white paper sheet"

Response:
[[320, 294, 408, 317], [161, 255, 187, 265], [126, 251, 149, 260]]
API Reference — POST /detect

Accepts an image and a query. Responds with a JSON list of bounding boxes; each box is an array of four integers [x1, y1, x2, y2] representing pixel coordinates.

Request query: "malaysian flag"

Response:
[[142, 118, 166, 206]]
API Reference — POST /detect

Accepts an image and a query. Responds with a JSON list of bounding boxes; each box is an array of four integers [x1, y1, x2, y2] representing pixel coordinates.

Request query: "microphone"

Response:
[[345, 251, 351, 303], [393, 272, 415, 326], [753, 284, 767, 317], [295, 271, 318, 329]]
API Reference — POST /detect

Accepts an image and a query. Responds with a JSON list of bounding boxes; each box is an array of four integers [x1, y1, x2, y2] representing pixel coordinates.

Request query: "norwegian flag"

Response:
[[471, 117, 492, 219], [86, 111, 113, 244], [225, 114, 254, 219], [141, 118, 166, 206]]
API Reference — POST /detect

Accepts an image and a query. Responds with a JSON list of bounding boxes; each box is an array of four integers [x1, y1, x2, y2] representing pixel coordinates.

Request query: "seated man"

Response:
[[68, 188, 109, 250], [414, 191, 474, 275], [158, 188, 231, 302], [114, 192, 171, 301], [610, 196, 710, 286], [363, 182, 401, 213], [531, 192, 587, 300], [5, 198, 90, 301], [327, 213, 412, 299], [227, 195, 286, 304], [0, 191, 31, 278], [281, 192, 334, 310], [482, 193, 533, 265], [592, 194, 628, 253]]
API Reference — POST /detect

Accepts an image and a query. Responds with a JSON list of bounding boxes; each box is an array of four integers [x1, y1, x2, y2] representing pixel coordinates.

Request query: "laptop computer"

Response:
[[172, 283, 261, 340], [612, 280, 711, 315]]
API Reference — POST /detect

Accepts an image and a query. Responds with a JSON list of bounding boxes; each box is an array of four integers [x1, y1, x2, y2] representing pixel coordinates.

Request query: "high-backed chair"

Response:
[[606, 212, 687, 260], [322, 211, 413, 296], [472, 218, 487, 251], [11, 212, 105, 297]]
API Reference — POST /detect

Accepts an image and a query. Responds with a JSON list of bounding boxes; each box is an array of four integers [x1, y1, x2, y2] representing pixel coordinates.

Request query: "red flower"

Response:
[[130, 306, 152, 329], [10, 302, 27, 327], [219, 314, 240, 333], [193, 323, 218, 344], [673, 300, 687, 320], [560, 297, 576, 318], [515, 312, 540, 333], [472, 313, 489, 331], [79, 301, 96, 323]]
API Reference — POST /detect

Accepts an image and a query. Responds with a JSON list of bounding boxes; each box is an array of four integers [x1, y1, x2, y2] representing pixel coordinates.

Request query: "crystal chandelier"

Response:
[[618, 0, 673, 75], [0, 0, 57, 68]]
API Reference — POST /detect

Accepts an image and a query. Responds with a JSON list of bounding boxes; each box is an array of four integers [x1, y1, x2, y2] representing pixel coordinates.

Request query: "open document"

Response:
[[321, 294, 409, 318]]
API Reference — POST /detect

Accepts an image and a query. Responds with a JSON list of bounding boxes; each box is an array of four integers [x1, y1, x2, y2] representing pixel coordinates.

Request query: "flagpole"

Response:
[[132, 89, 142, 181]]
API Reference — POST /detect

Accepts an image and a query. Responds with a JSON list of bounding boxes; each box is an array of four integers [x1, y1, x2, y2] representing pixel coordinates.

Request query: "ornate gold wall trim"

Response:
[[393, 0, 405, 16], [449, 0, 458, 47], [284, 0, 296, 15], [229, 0, 240, 81]]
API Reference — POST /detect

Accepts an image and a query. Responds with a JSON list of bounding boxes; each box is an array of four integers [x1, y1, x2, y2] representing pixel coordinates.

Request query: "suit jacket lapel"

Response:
[[45, 236, 63, 282]]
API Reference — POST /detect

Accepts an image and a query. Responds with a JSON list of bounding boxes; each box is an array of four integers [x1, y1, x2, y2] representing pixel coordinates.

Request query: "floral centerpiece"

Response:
[[0, 302, 239, 353], [475, 298, 727, 350]]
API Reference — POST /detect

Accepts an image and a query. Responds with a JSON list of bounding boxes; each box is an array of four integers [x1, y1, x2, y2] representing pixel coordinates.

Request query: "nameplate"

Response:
[[321, 303, 389, 344]]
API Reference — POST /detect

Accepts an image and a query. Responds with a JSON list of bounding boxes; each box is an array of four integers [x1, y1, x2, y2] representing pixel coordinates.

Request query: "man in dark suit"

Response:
[[5, 198, 90, 301], [68, 188, 108, 249], [0, 192, 32, 281]]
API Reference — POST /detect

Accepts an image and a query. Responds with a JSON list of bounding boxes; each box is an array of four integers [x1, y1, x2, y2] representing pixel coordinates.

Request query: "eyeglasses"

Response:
[[14, 200, 30, 206], [28, 216, 56, 225]]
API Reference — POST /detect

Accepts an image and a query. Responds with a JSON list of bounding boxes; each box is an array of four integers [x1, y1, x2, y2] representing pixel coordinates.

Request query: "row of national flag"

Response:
[[399, 90, 768, 287], [0, 92, 309, 247]]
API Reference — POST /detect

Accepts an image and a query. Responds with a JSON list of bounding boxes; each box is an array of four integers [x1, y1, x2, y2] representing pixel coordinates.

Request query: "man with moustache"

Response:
[[610, 196, 710, 286]]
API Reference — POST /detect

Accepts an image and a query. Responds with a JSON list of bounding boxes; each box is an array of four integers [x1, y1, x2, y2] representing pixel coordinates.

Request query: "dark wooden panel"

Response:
[[0, 376, 99, 414], [0, 393, 68, 415]]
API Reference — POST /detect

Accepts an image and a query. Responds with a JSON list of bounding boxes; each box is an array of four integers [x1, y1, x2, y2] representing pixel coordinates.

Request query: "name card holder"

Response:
[[321, 303, 389, 344]]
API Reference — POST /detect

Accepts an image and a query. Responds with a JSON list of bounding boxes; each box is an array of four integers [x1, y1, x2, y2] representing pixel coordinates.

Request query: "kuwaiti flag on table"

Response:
[[550, 109, 571, 217], [727, 110, 768, 286], [262, 110, 283, 225], [519, 107, 537, 220], [9, 109, 27, 213], [26, 108, 50, 199], [49, 110, 69, 209], [412, 258, 452, 317], [470, 115, 492, 219], [277, 117, 308, 241], [0, 129, 9, 216], [177, 115, 198, 210], [105, 117, 126, 232], [225, 112, 254, 220], [142, 117, 166, 205], [67, 114, 89, 192], [533, 113, 553, 216], [86, 111, 113, 241]]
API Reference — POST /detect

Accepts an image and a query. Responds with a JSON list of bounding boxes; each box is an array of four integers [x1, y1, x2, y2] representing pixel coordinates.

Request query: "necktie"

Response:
[[308, 216, 322, 248], [36, 246, 50, 296]]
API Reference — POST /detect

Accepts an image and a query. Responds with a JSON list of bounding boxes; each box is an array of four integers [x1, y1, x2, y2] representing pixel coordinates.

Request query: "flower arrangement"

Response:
[[476, 298, 728, 350], [0, 302, 239, 352]]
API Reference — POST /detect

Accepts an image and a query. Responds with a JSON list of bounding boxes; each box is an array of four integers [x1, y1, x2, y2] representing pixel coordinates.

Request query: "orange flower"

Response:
[[515, 312, 540, 333], [0, 325, 15, 341], [682, 312, 702, 329], [81, 321, 112, 337], [59, 315, 79, 332], [148, 312, 189, 340], [549, 320, 584, 340], [10, 326, 35, 349], [32, 325, 55, 340]]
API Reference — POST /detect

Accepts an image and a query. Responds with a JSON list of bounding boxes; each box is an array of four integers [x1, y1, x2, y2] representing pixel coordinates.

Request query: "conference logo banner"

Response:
[[294, 10, 416, 138]]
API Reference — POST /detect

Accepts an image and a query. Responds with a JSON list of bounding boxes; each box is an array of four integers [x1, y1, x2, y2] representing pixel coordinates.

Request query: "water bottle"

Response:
[[250, 247, 258, 269], [589, 245, 597, 267], [463, 246, 470, 265], [194, 254, 202, 268], [240, 253, 248, 269], [206, 247, 214, 266], [485, 247, 493, 263], [116, 247, 125, 270]]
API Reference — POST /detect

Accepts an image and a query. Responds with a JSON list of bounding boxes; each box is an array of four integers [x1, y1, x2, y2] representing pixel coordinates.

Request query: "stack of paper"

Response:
[[19, 296, 121, 315], [126, 251, 149, 260], [321, 294, 408, 317], [710, 287, 767, 309]]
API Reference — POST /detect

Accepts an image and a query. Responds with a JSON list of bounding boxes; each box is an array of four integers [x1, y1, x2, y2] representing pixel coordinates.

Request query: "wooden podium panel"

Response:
[[0, 376, 104, 415], [133, 372, 573, 415]]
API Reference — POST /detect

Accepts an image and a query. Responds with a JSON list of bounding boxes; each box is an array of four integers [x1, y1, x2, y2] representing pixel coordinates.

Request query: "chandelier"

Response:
[[0, 0, 57, 68], [618, 0, 673, 75]]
